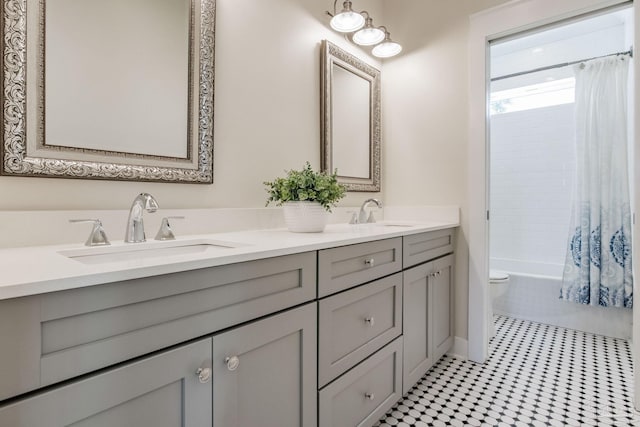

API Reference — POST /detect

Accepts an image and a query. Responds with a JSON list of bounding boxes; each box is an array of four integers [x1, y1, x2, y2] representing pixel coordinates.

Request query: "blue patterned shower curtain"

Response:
[[560, 55, 633, 309]]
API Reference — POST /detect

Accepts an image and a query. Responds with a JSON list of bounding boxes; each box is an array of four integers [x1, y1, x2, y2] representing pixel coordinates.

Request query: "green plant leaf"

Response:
[[263, 162, 346, 211]]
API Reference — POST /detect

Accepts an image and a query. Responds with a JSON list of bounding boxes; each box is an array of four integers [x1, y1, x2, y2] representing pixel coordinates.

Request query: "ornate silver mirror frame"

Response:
[[321, 40, 380, 192], [1, 0, 215, 183]]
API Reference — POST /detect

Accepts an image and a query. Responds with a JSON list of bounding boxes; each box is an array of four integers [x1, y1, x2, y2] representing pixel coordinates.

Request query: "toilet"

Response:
[[489, 270, 510, 338], [490, 270, 510, 296]]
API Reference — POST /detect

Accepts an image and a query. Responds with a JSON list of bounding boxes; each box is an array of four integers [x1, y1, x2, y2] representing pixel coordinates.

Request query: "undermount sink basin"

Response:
[[59, 239, 247, 265], [373, 222, 417, 228]]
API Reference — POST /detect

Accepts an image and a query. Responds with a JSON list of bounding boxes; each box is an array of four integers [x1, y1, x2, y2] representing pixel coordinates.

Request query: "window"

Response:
[[490, 78, 575, 115]]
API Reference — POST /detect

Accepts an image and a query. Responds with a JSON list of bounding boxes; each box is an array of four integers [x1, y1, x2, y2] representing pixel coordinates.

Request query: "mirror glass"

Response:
[[1, 0, 215, 183], [332, 65, 370, 178], [46, 0, 190, 158], [321, 40, 380, 192]]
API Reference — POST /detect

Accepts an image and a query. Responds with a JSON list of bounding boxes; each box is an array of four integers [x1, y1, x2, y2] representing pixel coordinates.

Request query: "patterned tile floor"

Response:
[[376, 315, 636, 426]]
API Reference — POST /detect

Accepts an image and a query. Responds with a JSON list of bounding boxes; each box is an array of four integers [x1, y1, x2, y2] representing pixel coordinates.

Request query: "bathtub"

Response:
[[491, 258, 632, 339]]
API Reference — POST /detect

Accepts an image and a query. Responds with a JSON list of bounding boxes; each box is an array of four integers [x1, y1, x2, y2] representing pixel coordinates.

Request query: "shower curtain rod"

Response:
[[490, 47, 633, 82]]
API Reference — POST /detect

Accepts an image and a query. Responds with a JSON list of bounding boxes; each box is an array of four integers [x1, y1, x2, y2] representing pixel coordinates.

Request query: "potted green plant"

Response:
[[264, 162, 346, 232]]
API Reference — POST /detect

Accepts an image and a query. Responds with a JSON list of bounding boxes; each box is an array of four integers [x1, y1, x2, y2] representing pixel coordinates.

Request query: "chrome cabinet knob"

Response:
[[364, 317, 375, 326], [225, 355, 240, 371], [364, 258, 375, 267], [365, 392, 375, 401], [196, 367, 211, 384]]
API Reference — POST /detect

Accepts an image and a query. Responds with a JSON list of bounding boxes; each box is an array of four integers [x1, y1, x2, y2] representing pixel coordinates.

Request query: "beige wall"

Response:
[[381, 0, 509, 341], [2, 0, 509, 342], [0, 0, 383, 211]]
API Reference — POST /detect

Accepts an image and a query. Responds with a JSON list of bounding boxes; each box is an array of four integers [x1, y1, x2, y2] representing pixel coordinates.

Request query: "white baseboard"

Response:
[[448, 336, 468, 360]]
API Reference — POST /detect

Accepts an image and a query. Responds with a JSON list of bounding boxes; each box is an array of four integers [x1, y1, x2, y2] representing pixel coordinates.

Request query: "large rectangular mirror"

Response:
[[1, 0, 215, 183], [321, 40, 380, 192]]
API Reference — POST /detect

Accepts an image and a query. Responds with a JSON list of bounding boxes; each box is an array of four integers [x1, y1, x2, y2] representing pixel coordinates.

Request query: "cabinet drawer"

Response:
[[318, 337, 403, 427], [318, 238, 402, 297], [0, 252, 316, 401], [318, 273, 402, 387], [403, 228, 454, 268]]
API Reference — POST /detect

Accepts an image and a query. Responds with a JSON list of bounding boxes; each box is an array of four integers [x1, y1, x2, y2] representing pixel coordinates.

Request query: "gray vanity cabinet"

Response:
[[213, 303, 317, 427], [0, 227, 458, 427], [402, 253, 454, 394], [0, 338, 213, 426]]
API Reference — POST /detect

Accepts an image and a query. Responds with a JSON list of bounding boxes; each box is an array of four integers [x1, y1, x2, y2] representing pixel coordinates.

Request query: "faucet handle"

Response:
[[69, 219, 111, 247], [366, 211, 377, 223], [347, 211, 359, 224], [155, 216, 184, 241]]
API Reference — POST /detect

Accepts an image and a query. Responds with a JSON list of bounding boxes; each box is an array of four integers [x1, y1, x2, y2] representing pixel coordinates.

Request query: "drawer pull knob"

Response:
[[364, 317, 375, 326], [225, 356, 240, 371], [436, 271, 441, 276], [364, 258, 375, 267], [196, 367, 211, 383], [365, 392, 375, 401]]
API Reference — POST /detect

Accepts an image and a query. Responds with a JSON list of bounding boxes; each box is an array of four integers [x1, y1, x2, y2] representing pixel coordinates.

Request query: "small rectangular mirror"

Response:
[[321, 40, 380, 192]]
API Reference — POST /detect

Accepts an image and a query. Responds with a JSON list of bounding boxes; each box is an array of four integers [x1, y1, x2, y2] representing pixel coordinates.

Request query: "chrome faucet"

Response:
[[358, 198, 383, 224], [125, 193, 159, 243]]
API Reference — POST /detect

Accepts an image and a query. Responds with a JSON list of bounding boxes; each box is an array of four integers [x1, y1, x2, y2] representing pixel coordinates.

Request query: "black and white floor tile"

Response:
[[376, 315, 636, 426]]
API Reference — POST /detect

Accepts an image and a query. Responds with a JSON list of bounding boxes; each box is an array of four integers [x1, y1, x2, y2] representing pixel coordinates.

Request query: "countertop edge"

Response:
[[0, 222, 459, 300]]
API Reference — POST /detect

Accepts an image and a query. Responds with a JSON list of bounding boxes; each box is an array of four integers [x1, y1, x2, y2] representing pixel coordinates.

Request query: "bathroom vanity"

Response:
[[0, 223, 456, 426]]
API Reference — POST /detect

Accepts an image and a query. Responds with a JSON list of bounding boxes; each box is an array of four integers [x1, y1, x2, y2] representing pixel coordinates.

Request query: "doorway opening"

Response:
[[487, 6, 634, 339]]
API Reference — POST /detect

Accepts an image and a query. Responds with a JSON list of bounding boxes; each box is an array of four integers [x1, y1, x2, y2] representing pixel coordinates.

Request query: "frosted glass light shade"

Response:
[[372, 38, 402, 58], [353, 26, 384, 46], [330, 11, 365, 33]]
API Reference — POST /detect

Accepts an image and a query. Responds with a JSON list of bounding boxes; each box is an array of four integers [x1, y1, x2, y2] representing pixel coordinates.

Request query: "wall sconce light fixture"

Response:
[[327, 1, 402, 58]]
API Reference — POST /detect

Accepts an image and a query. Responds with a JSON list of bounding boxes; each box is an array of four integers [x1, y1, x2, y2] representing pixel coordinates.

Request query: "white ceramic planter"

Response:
[[282, 201, 329, 233]]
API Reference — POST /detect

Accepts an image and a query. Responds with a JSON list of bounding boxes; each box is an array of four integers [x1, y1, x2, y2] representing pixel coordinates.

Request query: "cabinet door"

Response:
[[402, 254, 455, 394], [0, 338, 212, 427], [213, 303, 317, 427], [402, 261, 433, 395], [432, 254, 454, 361]]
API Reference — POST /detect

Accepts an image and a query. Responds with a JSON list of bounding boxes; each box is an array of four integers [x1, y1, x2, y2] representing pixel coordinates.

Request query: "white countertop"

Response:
[[0, 220, 458, 300]]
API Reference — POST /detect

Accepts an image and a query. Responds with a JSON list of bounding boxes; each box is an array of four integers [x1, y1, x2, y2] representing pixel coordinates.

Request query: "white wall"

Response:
[[490, 103, 576, 276], [0, 0, 383, 211], [381, 0, 510, 341]]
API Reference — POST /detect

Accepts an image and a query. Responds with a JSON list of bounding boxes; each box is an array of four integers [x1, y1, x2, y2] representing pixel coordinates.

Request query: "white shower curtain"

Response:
[[560, 55, 633, 309]]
